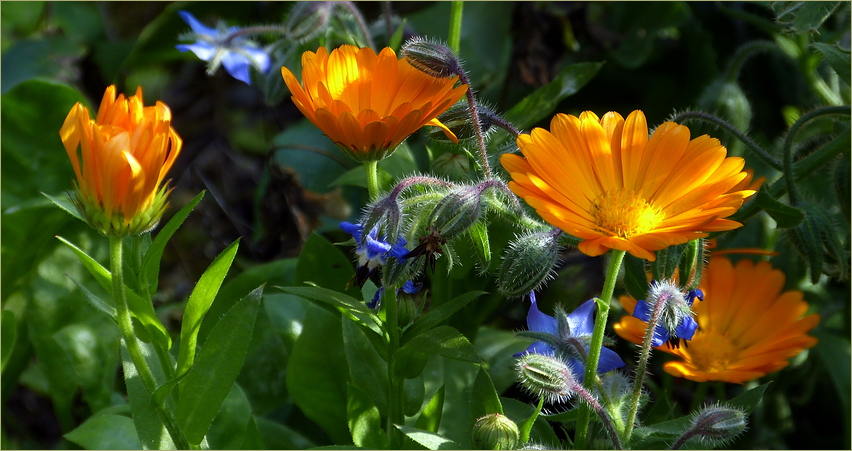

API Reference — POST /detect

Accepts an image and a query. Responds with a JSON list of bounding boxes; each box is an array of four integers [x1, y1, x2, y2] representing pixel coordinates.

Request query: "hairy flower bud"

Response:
[[672, 405, 747, 449], [432, 151, 471, 181], [515, 353, 575, 404], [284, 2, 333, 42], [786, 201, 847, 283], [427, 186, 482, 241], [471, 413, 520, 450], [400, 38, 463, 78], [497, 230, 561, 297], [427, 102, 494, 143]]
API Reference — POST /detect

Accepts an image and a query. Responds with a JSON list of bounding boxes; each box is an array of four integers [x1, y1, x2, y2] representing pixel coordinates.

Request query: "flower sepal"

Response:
[[72, 184, 171, 237]]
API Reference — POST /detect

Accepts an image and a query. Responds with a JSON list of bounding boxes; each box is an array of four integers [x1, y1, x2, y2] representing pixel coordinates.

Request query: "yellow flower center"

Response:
[[689, 329, 737, 373], [592, 190, 665, 238]]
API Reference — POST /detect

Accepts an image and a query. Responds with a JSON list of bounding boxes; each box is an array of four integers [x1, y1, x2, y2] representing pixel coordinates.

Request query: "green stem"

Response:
[[723, 40, 780, 83], [110, 236, 190, 450], [339, 1, 376, 51], [365, 160, 380, 201], [448, 2, 463, 54], [382, 284, 403, 448], [623, 283, 668, 441], [574, 250, 626, 449]]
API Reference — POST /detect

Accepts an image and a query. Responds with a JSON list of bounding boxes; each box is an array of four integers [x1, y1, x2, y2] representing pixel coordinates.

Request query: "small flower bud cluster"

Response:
[[401, 38, 464, 79], [497, 230, 562, 297], [471, 413, 520, 450], [672, 404, 748, 449]]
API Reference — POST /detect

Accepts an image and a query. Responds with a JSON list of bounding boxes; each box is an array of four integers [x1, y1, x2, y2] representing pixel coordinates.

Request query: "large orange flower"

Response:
[[500, 110, 756, 261], [614, 256, 820, 383], [60, 85, 181, 236], [281, 45, 468, 162]]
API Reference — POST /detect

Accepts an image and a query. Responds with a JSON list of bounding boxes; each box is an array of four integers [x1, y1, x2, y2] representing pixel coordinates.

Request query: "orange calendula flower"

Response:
[[60, 85, 182, 236], [500, 110, 757, 261], [614, 256, 820, 384], [281, 45, 468, 162]]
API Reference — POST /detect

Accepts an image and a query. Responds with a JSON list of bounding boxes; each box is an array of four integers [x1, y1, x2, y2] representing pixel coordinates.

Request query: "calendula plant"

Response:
[[2, 1, 848, 450]]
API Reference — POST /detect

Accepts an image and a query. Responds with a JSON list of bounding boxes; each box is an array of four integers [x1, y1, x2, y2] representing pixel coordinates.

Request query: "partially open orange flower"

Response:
[[282, 45, 468, 162], [500, 110, 757, 261], [614, 256, 820, 383], [60, 85, 181, 236]]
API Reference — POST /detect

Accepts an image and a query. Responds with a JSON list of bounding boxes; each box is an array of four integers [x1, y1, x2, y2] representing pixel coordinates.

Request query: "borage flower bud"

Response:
[[60, 85, 181, 237], [427, 102, 494, 143], [515, 353, 575, 404], [632, 280, 701, 349], [471, 413, 520, 450], [284, 2, 333, 42], [672, 405, 747, 449], [497, 230, 561, 297], [400, 38, 464, 79], [427, 185, 482, 241]]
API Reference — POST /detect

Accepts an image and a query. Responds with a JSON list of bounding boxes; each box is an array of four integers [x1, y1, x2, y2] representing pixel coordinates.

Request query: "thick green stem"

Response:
[[448, 2, 463, 54], [365, 160, 380, 201], [623, 284, 668, 441], [382, 284, 403, 448], [574, 250, 626, 449], [110, 237, 189, 450], [783, 106, 851, 204]]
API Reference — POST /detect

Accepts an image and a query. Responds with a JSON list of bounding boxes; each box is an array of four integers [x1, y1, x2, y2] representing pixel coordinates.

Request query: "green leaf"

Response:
[[1, 37, 86, 94], [474, 327, 529, 394], [65, 275, 116, 320], [755, 191, 805, 228], [328, 164, 393, 189], [141, 191, 204, 295], [342, 319, 388, 416], [467, 222, 491, 269], [278, 286, 373, 316], [402, 291, 487, 345], [42, 192, 86, 223], [294, 232, 363, 298], [176, 286, 263, 445], [388, 18, 406, 52], [64, 414, 143, 450], [726, 382, 771, 412], [396, 425, 461, 450], [254, 416, 316, 449], [624, 253, 650, 301], [502, 62, 605, 131], [813, 42, 850, 85], [1, 309, 16, 371], [415, 384, 446, 433], [121, 339, 175, 450], [176, 238, 240, 377], [286, 304, 352, 444], [518, 398, 544, 444], [397, 326, 480, 368], [347, 383, 388, 449], [206, 384, 254, 450], [57, 236, 171, 350], [152, 371, 189, 409], [793, 1, 842, 33], [501, 397, 560, 447], [470, 367, 503, 421]]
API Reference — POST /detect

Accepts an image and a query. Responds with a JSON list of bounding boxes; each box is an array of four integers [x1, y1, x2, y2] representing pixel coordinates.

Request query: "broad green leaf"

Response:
[[814, 331, 850, 418], [755, 191, 804, 228], [177, 286, 263, 445], [141, 191, 204, 295], [396, 425, 461, 450], [42, 192, 86, 223], [234, 304, 292, 416], [286, 304, 352, 444], [467, 222, 491, 270], [278, 286, 373, 316], [503, 62, 605, 131], [64, 414, 143, 450], [474, 327, 529, 394], [470, 367, 503, 421], [814, 42, 851, 85], [1, 310, 16, 371], [295, 233, 363, 299], [53, 322, 119, 413], [623, 254, 650, 302], [342, 319, 388, 416], [415, 384, 446, 433], [1, 37, 85, 94], [206, 384, 253, 450], [176, 238, 240, 377], [329, 164, 393, 189], [66, 275, 116, 320], [254, 416, 316, 450], [501, 397, 560, 447], [152, 371, 189, 409], [239, 415, 266, 450], [793, 1, 842, 33], [395, 326, 481, 378], [121, 340, 176, 450], [347, 383, 388, 449], [57, 236, 170, 350], [402, 291, 487, 345]]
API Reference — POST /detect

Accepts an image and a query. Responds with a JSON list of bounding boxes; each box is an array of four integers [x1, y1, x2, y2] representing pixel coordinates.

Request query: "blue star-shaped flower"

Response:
[[340, 221, 408, 287], [518, 292, 625, 382], [369, 280, 420, 309], [175, 11, 271, 85], [632, 285, 703, 348]]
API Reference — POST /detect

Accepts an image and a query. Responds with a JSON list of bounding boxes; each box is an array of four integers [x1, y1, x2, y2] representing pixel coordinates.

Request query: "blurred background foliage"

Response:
[[1, 1, 849, 449]]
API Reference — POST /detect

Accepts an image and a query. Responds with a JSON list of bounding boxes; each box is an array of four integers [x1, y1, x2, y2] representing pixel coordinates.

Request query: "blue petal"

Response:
[[401, 281, 419, 294], [514, 341, 554, 358], [632, 299, 653, 322], [676, 315, 698, 340], [241, 46, 271, 73], [389, 239, 408, 260], [566, 357, 586, 383], [368, 287, 383, 309], [178, 11, 218, 37], [526, 292, 557, 335], [597, 347, 626, 373], [687, 289, 704, 306], [651, 325, 669, 347], [340, 222, 363, 241], [220, 52, 253, 85], [364, 233, 392, 259], [567, 299, 596, 336], [176, 42, 216, 62]]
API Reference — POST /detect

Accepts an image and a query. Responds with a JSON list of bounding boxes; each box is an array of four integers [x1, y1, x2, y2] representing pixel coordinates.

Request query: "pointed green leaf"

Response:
[[176, 238, 240, 377], [415, 385, 446, 433], [121, 340, 175, 450], [64, 414, 143, 450], [342, 318, 388, 416], [402, 291, 487, 345], [277, 285, 373, 316], [347, 383, 388, 449], [177, 286, 263, 445], [141, 191, 204, 295], [470, 367, 503, 421], [42, 191, 86, 223], [65, 275, 116, 320], [518, 398, 544, 443], [814, 42, 851, 84], [152, 371, 190, 409], [1, 309, 17, 371], [395, 326, 480, 378], [624, 254, 650, 301], [467, 222, 491, 269], [396, 425, 461, 450], [755, 191, 804, 228]]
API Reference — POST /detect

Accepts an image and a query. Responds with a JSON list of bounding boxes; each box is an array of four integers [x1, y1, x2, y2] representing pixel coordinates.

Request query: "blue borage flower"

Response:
[[369, 280, 420, 309], [632, 280, 703, 348], [340, 221, 408, 287], [175, 11, 271, 85], [517, 292, 625, 382]]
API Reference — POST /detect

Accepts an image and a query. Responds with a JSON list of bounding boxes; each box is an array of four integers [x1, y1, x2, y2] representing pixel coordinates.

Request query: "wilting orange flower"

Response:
[[281, 45, 468, 162], [614, 256, 820, 383], [60, 85, 181, 236], [500, 110, 757, 261]]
